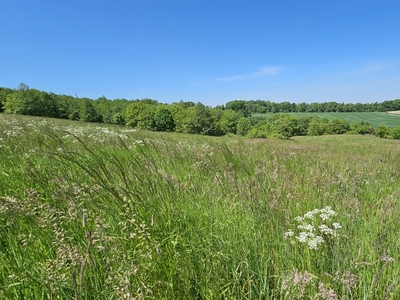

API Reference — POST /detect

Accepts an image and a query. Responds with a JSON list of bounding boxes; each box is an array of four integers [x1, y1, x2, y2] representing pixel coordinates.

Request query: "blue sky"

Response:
[[2, 0, 400, 106]]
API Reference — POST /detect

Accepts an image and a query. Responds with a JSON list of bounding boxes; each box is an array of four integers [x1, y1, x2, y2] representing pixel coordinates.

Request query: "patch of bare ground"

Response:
[[386, 110, 400, 115]]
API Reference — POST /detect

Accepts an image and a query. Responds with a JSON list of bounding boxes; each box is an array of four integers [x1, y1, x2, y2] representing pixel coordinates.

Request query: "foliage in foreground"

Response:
[[0, 114, 399, 299]]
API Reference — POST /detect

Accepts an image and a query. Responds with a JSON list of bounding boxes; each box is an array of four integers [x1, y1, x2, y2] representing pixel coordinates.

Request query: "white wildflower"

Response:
[[284, 230, 294, 237], [319, 213, 330, 220], [308, 236, 324, 250], [284, 206, 341, 250], [297, 224, 315, 232], [304, 211, 316, 220], [295, 216, 304, 222], [321, 206, 336, 217], [319, 225, 334, 235], [304, 224, 314, 232], [296, 232, 311, 243], [332, 223, 341, 229]]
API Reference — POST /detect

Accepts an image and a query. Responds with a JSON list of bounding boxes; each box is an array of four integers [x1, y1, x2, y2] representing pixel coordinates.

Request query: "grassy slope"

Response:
[[253, 112, 400, 128], [1, 114, 400, 299]]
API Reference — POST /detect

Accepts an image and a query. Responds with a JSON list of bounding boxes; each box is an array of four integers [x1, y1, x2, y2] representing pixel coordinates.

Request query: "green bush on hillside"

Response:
[[236, 117, 252, 136], [326, 118, 351, 134], [351, 122, 375, 135], [375, 125, 391, 139], [392, 126, 400, 139], [307, 118, 329, 136]]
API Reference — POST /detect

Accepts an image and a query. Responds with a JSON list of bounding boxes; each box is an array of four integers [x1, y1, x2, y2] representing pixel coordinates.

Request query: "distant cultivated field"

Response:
[[387, 110, 400, 116], [253, 112, 400, 128]]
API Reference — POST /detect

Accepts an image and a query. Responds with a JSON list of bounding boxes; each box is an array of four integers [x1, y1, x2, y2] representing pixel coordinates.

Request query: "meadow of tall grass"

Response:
[[0, 114, 399, 299]]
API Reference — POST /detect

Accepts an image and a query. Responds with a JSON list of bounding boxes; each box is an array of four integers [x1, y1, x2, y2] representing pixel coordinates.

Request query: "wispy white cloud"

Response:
[[217, 66, 282, 81], [359, 61, 395, 72]]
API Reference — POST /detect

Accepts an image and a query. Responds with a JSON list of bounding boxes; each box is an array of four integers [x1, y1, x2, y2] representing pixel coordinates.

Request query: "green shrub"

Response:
[[375, 125, 391, 138], [307, 118, 328, 136], [326, 118, 351, 134], [392, 126, 400, 139], [236, 117, 252, 136]]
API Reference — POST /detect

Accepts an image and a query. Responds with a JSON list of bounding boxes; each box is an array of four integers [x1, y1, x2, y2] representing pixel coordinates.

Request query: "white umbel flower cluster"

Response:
[[284, 206, 341, 250]]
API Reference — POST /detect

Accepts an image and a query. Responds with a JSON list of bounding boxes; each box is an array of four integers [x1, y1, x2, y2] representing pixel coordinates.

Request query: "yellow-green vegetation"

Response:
[[1, 114, 399, 299], [387, 110, 400, 116]]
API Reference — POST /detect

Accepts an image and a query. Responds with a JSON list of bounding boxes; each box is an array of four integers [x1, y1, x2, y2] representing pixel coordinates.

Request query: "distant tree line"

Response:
[[225, 99, 400, 114], [1, 83, 400, 139]]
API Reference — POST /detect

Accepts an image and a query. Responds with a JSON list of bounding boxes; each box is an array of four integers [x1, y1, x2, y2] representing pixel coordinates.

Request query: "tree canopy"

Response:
[[1, 83, 399, 140]]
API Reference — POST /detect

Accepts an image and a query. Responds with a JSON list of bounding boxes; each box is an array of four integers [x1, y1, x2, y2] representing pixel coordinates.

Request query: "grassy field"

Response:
[[253, 112, 400, 128], [1, 113, 400, 299]]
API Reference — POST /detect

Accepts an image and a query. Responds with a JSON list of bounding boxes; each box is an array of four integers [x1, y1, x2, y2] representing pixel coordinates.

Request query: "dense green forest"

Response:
[[1, 83, 400, 139], [225, 98, 400, 114]]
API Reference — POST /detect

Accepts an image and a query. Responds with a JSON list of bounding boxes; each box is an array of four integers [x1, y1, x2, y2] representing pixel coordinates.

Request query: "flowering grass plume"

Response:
[[284, 206, 341, 250]]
